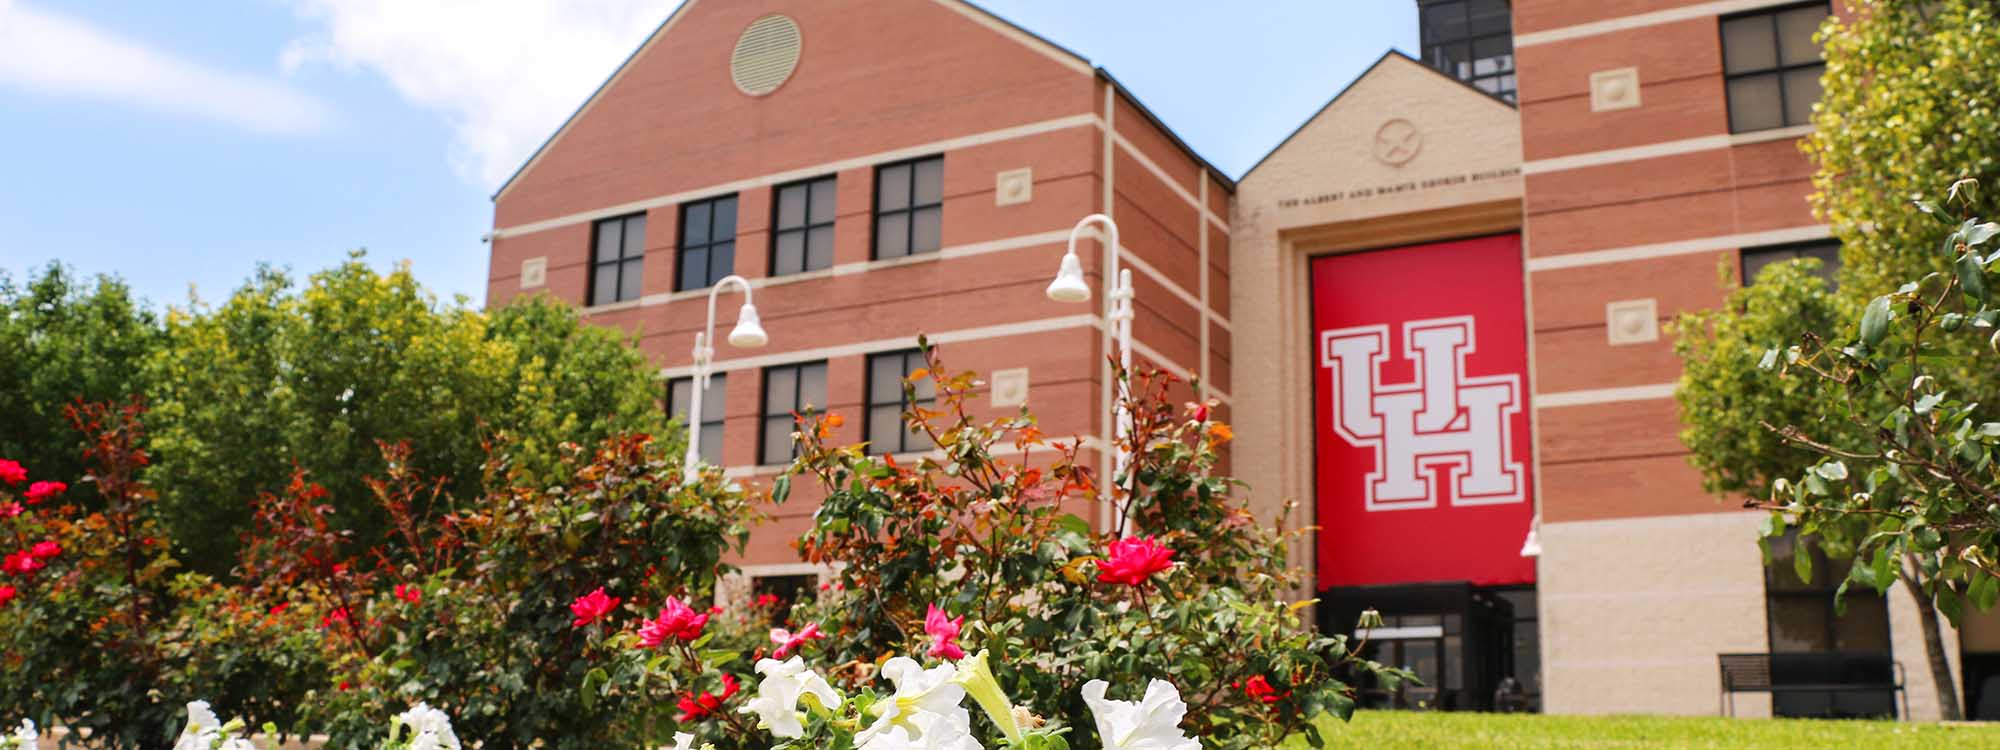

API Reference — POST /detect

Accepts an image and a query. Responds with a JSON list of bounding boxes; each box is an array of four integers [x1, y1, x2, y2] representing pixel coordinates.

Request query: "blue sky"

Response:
[[0, 1, 1415, 309]]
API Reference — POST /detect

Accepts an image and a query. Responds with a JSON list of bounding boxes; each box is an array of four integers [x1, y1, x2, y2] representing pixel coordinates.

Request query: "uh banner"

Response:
[[1311, 234, 1535, 589]]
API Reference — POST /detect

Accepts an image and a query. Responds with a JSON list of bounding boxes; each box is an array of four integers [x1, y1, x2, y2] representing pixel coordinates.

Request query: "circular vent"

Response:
[[730, 15, 802, 96]]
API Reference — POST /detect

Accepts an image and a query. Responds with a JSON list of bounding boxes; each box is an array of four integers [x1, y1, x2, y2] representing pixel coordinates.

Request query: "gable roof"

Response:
[[492, 0, 1234, 201], [1239, 49, 1519, 181]]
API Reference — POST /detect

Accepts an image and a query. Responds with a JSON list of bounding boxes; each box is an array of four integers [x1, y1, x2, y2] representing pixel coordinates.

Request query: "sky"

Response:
[[0, 1, 1416, 310]]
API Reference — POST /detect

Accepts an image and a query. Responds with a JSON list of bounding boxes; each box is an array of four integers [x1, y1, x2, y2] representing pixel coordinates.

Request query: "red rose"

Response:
[[0, 585, 16, 607], [2, 550, 44, 576], [29, 541, 59, 559], [0, 460, 25, 485], [1096, 536, 1176, 587], [569, 587, 620, 627], [23, 481, 65, 504]]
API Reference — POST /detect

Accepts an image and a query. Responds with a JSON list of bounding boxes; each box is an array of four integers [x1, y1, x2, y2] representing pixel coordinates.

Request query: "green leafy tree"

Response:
[[145, 255, 674, 571], [1675, 1, 2000, 718], [0, 264, 162, 496]]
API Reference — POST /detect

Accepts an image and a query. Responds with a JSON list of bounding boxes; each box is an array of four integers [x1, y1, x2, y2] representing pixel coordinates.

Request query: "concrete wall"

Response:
[[1539, 512, 1770, 716]]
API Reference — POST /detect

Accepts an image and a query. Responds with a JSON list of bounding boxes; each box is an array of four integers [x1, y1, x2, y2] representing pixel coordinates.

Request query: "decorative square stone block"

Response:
[[1590, 67, 1641, 112], [520, 257, 548, 289], [1605, 298, 1659, 345], [995, 167, 1033, 206], [990, 367, 1030, 407]]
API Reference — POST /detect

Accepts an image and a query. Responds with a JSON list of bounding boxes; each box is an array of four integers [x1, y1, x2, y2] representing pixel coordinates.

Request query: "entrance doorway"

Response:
[[1320, 582, 1537, 711]]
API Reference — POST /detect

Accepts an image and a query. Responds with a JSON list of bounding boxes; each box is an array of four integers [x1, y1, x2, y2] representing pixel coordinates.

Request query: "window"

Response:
[[865, 349, 936, 455], [1721, 2, 1830, 132], [1742, 240, 1840, 286], [1764, 532, 1896, 718], [1419, 0, 1515, 103], [589, 213, 647, 305], [677, 195, 738, 291], [873, 156, 943, 259], [772, 176, 837, 276], [667, 374, 727, 464], [759, 361, 827, 465], [752, 574, 817, 626]]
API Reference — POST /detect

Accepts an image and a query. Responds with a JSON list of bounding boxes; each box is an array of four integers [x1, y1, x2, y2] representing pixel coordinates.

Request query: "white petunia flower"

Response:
[[173, 701, 222, 750], [741, 656, 843, 739], [9, 720, 38, 750], [662, 731, 696, 750], [857, 710, 983, 750], [1081, 679, 1201, 750], [857, 657, 974, 750], [394, 702, 461, 750]]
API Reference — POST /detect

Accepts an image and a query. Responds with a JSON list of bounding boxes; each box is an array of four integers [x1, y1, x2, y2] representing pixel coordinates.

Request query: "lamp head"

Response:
[[1518, 518, 1542, 558], [727, 302, 769, 348], [1045, 253, 1091, 303]]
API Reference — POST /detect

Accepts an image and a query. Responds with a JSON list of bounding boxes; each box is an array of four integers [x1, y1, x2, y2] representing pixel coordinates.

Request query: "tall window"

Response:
[[677, 195, 738, 291], [1742, 240, 1840, 286], [589, 213, 646, 305], [865, 349, 936, 455], [1721, 2, 1830, 132], [1419, 0, 1515, 102], [772, 176, 837, 276], [1764, 532, 1896, 718], [667, 374, 726, 464], [759, 361, 827, 465], [874, 156, 943, 259]]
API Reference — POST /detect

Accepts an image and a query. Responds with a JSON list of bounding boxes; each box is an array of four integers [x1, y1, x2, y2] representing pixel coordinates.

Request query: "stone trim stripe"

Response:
[[1524, 125, 1815, 176], [1109, 129, 1230, 234], [657, 313, 1101, 379], [1525, 225, 1832, 272], [492, 113, 1099, 240], [1535, 382, 1678, 408], [579, 229, 1073, 314], [1515, 0, 1821, 48]]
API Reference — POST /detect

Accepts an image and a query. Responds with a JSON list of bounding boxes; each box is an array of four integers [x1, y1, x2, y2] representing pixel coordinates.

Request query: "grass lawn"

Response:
[[1318, 711, 2000, 748]]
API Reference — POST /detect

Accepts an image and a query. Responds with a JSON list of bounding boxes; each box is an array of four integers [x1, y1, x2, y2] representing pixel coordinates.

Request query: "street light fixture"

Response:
[[685, 274, 768, 482], [1045, 213, 1135, 527]]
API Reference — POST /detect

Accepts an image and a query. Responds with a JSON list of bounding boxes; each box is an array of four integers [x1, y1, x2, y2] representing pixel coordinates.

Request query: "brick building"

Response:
[[485, 0, 1997, 722]]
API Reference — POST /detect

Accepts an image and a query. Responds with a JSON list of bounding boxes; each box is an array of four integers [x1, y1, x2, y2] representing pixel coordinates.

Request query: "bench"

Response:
[[1718, 652, 1907, 718]]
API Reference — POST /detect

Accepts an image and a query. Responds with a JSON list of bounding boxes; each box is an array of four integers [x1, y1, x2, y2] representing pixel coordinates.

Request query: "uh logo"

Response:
[[1321, 315, 1525, 512]]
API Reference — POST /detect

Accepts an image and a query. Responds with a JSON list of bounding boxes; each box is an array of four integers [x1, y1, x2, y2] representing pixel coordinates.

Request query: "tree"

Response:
[[1673, 0, 2000, 718], [0, 264, 162, 497], [145, 255, 675, 571]]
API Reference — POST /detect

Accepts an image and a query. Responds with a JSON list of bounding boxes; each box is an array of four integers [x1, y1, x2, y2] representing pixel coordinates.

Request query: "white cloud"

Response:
[[0, 0, 330, 135], [282, 0, 683, 190]]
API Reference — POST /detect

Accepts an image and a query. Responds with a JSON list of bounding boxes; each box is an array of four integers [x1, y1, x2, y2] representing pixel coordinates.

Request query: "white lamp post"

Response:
[[1045, 213, 1135, 526], [684, 274, 768, 482]]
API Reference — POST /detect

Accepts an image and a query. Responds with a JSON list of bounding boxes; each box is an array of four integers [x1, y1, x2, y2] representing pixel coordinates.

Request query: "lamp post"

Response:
[[684, 274, 769, 482], [1045, 213, 1135, 527]]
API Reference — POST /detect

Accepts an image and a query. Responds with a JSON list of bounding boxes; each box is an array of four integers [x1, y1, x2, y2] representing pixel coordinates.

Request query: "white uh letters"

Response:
[[1321, 316, 1524, 511]]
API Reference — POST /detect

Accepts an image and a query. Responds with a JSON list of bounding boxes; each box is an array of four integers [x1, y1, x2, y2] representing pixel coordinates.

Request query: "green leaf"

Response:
[[1860, 295, 1893, 347], [1961, 249, 1992, 306], [1916, 392, 1946, 414], [1793, 542, 1815, 585]]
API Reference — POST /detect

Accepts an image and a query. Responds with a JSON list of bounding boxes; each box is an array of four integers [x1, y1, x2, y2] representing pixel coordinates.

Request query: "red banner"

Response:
[[1311, 234, 1535, 589]]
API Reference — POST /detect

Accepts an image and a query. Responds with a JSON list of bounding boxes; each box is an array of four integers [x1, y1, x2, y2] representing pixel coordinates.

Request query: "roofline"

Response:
[[953, 0, 1093, 69], [491, 1, 699, 201], [491, 0, 1236, 201], [1094, 67, 1238, 194], [1239, 48, 1519, 181]]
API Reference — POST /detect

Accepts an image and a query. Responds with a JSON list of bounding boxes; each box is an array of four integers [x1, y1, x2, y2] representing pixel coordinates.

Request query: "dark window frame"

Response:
[[666, 373, 727, 464], [1720, 1, 1831, 133], [758, 360, 828, 466], [864, 349, 936, 455], [871, 155, 945, 260], [1417, 0, 1516, 103], [770, 175, 838, 277], [676, 194, 739, 292], [588, 213, 647, 305], [1741, 239, 1841, 287]]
